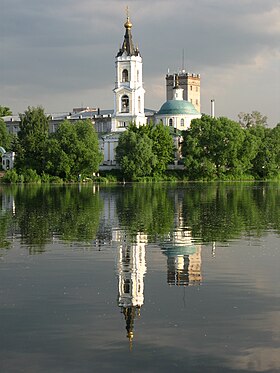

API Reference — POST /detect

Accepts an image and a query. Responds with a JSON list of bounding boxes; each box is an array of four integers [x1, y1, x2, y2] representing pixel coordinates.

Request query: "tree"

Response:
[[148, 122, 175, 174], [116, 130, 157, 180], [182, 115, 252, 180], [116, 122, 174, 180], [251, 124, 280, 179], [0, 118, 12, 150], [0, 106, 12, 117], [238, 111, 267, 128], [15, 106, 50, 174], [51, 119, 102, 180]]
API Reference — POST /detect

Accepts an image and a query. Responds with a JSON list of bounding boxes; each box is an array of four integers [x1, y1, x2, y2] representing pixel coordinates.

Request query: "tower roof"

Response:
[[117, 15, 140, 57]]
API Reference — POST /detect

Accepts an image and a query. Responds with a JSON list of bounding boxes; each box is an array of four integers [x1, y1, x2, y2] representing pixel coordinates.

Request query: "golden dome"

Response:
[[124, 17, 132, 29]]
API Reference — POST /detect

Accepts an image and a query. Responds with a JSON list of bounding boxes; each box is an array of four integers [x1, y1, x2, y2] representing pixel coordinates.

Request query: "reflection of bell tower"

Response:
[[116, 231, 147, 348], [112, 10, 146, 132]]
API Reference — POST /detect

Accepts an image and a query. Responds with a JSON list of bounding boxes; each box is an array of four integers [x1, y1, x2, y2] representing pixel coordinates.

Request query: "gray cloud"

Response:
[[0, 0, 279, 124]]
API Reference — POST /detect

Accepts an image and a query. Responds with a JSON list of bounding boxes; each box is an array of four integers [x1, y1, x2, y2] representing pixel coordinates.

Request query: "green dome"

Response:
[[157, 100, 199, 116], [161, 245, 197, 257]]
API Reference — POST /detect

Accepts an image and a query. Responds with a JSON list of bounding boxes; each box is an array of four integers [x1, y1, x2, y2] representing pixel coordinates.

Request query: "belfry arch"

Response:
[[121, 95, 129, 113]]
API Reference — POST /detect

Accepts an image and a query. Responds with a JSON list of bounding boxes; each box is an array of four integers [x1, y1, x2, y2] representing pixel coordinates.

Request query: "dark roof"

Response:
[[116, 19, 140, 57]]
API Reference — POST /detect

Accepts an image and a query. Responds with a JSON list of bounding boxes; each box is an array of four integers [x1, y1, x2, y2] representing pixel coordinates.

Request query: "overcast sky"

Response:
[[1, 0, 279, 126]]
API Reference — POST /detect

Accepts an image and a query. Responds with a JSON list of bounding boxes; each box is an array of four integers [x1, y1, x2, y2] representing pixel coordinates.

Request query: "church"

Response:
[[100, 13, 201, 167], [2, 13, 201, 170]]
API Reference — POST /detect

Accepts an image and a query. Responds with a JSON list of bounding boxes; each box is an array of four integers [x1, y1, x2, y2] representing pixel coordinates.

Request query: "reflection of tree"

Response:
[[13, 185, 103, 253], [0, 213, 12, 249], [0, 187, 15, 249], [181, 182, 280, 242], [1, 183, 279, 253], [116, 184, 175, 239]]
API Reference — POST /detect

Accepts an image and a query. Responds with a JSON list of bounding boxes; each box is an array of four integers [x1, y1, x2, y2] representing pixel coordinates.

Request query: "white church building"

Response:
[[101, 14, 201, 166], [2, 14, 202, 169]]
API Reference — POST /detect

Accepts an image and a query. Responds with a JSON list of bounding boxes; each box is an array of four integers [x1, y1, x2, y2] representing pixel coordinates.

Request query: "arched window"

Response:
[[122, 69, 128, 82], [121, 95, 129, 113], [169, 118, 173, 126], [138, 96, 141, 113], [180, 118, 184, 127], [137, 70, 139, 82]]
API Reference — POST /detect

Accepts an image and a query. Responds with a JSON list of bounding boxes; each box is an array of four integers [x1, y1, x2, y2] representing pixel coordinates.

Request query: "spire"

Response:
[[117, 10, 140, 57], [122, 306, 138, 351]]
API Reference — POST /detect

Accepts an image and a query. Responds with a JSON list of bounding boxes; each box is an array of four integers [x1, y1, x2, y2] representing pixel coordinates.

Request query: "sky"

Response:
[[1, 0, 279, 126]]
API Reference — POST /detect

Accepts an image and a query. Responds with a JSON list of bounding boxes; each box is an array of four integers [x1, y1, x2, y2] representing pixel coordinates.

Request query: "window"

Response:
[[190, 85, 193, 91], [138, 96, 141, 112], [122, 69, 128, 82], [118, 121, 126, 128], [121, 95, 129, 113], [196, 99, 199, 105], [137, 70, 139, 82], [180, 118, 184, 127], [169, 118, 173, 126], [124, 279, 130, 294]]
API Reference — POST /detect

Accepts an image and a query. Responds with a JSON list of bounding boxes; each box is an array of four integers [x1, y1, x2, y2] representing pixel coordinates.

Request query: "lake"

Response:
[[0, 183, 279, 372]]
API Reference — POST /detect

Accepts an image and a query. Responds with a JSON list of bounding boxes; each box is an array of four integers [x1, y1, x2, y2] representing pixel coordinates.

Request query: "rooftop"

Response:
[[157, 100, 199, 116]]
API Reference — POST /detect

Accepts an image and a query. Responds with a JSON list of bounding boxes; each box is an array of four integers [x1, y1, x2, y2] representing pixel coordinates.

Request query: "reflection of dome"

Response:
[[161, 244, 196, 257], [157, 100, 199, 116]]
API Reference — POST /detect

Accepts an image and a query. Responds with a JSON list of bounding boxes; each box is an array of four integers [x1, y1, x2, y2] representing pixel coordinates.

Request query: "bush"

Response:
[[41, 172, 50, 183], [49, 176, 64, 184], [93, 176, 110, 183], [1, 169, 19, 183], [22, 169, 41, 183]]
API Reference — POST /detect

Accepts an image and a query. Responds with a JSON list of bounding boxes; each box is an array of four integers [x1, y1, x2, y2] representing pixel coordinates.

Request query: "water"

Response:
[[0, 183, 279, 372]]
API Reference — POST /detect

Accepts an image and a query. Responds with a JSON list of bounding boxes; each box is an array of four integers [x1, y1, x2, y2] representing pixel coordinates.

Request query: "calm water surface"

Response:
[[0, 183, 279, 373]]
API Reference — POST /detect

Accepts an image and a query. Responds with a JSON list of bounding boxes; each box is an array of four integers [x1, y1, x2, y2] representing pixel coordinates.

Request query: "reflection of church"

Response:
[[162, 229, 202, 286], [161, 191, 202, 286], [0, 189, 15, 215], [114, 230, 147, 347]]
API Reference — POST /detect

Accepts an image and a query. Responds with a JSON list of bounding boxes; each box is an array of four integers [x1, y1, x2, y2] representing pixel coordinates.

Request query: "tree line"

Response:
[[0, 105, 279, 182], [183, 114, 280, 180], [1, 106, 102, 182]]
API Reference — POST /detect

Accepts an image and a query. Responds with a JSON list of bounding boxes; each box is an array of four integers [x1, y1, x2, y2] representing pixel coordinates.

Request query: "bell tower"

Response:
[[112, 12, 146, 132]]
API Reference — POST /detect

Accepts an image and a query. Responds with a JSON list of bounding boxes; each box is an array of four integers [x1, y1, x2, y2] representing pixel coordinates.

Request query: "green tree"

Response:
[[116, 130, 157, 180], [182, 115, 253, 180], [238, 111, 267, 128], [15, 106, 50, 174], [0, 106, 12, 117], [251, 124, 280, 179], [51, 119, 102, 180], [116, 122, 174, 180], [0, 118, 12, 150], [149, 122, 175, 174]]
